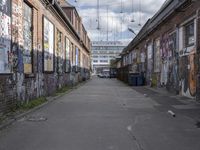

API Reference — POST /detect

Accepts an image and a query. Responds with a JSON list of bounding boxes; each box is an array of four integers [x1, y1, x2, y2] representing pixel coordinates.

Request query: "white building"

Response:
[[92, 41, 127, 74]]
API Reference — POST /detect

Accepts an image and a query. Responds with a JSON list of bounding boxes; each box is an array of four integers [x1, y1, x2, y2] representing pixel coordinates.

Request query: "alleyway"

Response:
[[0, 77, 200, 150]]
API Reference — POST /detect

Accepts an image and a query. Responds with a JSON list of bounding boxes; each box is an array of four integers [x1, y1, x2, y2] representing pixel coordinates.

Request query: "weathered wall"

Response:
[[120, 1, 200, 99], [0, 0, 91, 115]]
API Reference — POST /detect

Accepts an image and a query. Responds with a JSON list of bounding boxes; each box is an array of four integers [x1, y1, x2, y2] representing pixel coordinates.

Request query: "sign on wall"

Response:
[[43, 17, 54, 72], [65, 37, 70, 72], [0, 0, 11, 73]]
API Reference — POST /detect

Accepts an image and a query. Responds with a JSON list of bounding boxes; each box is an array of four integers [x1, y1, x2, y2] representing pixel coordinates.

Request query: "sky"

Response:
[[68, 0, 166, 42]]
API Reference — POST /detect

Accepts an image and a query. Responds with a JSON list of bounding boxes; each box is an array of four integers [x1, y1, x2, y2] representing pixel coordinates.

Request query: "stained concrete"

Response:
[[0, 77, 200, 150]]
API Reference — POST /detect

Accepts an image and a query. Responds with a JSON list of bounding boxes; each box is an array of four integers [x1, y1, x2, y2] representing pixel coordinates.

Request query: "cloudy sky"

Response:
[[68, 0, 166, 42]]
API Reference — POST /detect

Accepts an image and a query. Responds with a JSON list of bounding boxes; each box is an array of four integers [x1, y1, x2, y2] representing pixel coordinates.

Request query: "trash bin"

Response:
[[128, 73, 139, 86], [137, 75, 144, 86]]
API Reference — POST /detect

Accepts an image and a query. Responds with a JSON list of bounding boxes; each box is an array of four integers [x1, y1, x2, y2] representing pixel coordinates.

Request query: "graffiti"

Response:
[[43, 17, 54, 72], [179, 49, 196, 98], [164, 31, 179, 92], [160, 33, 170, 86], [0, 0, 11, 73], [189, 54, 196, 96]]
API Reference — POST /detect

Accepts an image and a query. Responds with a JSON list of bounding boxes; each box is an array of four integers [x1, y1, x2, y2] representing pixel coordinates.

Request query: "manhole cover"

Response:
[[26, 116, 47, 122], [196, 121, 200, 128]]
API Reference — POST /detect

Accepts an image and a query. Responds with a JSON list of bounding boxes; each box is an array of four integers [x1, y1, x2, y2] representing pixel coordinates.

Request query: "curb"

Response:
[[0, 80, 88, 131]]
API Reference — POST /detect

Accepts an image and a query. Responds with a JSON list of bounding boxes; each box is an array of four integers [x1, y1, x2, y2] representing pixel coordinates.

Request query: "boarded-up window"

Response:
[[43, 17, 54, 72], [65, 37, 70, 72], [75, 47, 79, 66], [0, 0, 11, 73], [56, 29, 64, 73], [23, 2, 33, 74], [154, 39, 161, 72]]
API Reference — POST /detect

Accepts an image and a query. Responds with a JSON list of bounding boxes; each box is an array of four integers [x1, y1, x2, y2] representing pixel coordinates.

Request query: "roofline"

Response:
[[121, 0, 189, 56]]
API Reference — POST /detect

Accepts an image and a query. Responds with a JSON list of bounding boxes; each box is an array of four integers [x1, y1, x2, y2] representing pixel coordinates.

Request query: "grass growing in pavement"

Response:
[[17, 97, 47, 110], [53, 86, 72, 96], [0, 97, 47, 124]]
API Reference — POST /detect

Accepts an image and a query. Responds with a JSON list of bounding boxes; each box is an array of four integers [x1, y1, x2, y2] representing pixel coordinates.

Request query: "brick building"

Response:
[[0, 0, 91, 115], [118, 0, 200, 100]]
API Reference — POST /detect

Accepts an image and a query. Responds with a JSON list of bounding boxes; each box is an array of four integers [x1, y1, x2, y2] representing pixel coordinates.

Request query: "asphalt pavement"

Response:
[[0, 77, 200, 150]]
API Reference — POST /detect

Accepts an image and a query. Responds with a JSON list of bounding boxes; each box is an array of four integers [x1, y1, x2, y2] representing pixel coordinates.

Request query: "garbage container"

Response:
[[128, 73, 139, 86], [137, 75, 144, 86]]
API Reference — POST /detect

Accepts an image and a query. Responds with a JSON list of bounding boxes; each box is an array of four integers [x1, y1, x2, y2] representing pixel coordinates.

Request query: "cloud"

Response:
[[68, 0, 166, 42]]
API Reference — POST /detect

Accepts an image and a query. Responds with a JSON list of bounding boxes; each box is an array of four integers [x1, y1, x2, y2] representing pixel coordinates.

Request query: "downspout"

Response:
[[196, 8, 200, 101]]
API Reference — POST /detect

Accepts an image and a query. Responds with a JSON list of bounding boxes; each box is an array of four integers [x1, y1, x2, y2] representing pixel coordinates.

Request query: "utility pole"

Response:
[[97, 0, 100, 30], [107, 5, 109, 41]]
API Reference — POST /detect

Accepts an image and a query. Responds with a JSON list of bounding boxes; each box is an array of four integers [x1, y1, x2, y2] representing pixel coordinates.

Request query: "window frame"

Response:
[[184, 21, 195, 47], [42, 16, 55, 73], [65, 36, 71, 73], [23, 1, 34, 75], [0, 0, 12, 74]]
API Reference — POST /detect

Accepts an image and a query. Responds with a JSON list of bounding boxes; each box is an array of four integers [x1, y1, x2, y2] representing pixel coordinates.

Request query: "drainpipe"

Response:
[[196, 8, 200, 101]]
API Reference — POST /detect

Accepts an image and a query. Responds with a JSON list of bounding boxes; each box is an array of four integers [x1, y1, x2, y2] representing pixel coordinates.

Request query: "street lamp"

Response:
[[128, 27, 136, 35]]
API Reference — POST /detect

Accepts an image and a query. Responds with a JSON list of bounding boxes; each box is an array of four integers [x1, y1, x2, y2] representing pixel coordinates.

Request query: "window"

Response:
[[93, 60, 98, 63], [43, 17, 54, 72], [169, 32, 177, 55], [99, 56, 108, 58], [185, 22, 195, 47], [56, 29, 63, 73], [23, 2, 33, 74], [75, 47, 79, 66], [65, 37, 70, 72], [154, 38, 161, 72], [100, 60, 108, 63], [92, 56, 98, 58], [0, 0, 12, 73], [71, 43, 74, 65]]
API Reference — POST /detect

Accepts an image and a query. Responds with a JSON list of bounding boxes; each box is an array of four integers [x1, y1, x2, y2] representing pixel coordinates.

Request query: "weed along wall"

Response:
[[0, 0, 91, 115]]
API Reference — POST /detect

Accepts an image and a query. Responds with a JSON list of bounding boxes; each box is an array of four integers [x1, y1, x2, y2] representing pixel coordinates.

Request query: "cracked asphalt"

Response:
[[0, 77, 200, 150]]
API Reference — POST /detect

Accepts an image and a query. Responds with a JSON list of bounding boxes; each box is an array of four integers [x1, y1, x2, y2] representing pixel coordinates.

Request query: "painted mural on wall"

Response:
[[160, 33, 170, 86], [0, 0, 12, 73], [23, 2, 32, 74], [179, 20, 196, 98], [165, 31, 179, 93], [43, 17, 54, 72], [179, 51, 196, 98], [65, 37, 70, 72]]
